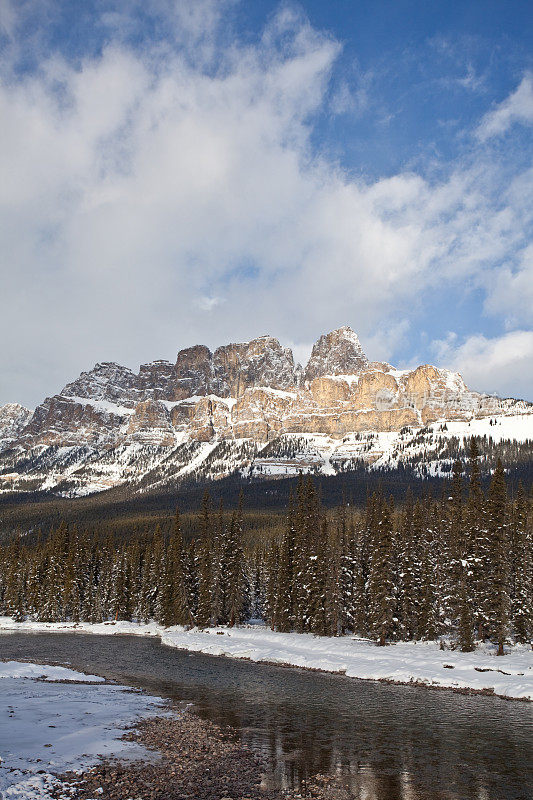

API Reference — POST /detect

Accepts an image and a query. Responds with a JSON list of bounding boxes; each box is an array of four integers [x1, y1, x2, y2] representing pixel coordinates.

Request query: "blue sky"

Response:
[[0, 0, 532, 406]]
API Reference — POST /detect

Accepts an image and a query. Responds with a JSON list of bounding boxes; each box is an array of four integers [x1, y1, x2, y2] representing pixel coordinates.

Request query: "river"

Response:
[[0, 631, 531, 799]]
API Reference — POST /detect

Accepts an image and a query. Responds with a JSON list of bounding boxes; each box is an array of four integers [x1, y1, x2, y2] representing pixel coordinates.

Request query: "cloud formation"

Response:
[[0, 1, 532, 407], [433, 330, 533, 401], [476, 72, 533, 141]]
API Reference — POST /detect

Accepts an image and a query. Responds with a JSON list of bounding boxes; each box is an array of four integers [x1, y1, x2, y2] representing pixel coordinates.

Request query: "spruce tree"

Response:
[[487, 460, 509, 654], [445, 461, 463, 628], [367, 496, 395, 646], [225, 510, 246, 627], [274, 492, 296, 631], [510, 482, 532, 643], [196, 490, 214, 628], [160, 510, 194, 627], [467, 437, 489, 640], [398, 488, 416, 640]]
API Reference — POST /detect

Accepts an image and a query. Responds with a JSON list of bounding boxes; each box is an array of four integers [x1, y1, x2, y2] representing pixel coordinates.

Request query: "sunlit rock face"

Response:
[[212, 336, 297, 397], [1, 326, 530, 494], [304, 326, 369, 382], [174, 345, 214, 400], [126, 400, 176, 446]]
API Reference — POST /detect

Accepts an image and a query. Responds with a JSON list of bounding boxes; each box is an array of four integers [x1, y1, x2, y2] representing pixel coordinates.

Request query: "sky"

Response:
[[0, 0, 532, 408]]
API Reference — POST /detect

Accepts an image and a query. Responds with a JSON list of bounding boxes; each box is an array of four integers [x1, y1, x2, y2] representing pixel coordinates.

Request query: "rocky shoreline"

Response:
[[51, 707, 350, 800], [52, 709, 283, 800]]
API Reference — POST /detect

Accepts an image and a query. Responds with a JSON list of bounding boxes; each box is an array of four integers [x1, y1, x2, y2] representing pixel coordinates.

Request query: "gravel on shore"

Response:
[[52, 709, 292, 800]]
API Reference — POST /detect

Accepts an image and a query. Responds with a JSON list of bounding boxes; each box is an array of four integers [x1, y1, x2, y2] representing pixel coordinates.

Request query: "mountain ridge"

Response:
[[1, 326, 531, 497]]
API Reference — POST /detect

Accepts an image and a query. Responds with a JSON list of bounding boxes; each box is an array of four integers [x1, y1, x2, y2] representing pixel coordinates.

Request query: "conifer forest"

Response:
[[1, 439, 531, 654]]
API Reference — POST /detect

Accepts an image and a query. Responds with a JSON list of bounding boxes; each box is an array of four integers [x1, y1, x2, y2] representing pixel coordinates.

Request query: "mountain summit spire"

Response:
[[304, 326, 369, 382], [0, 326, 530, 497]]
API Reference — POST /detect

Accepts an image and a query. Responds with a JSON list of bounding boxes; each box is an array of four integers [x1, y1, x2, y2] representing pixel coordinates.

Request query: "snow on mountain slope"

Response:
[[248, 414, 533, 480], [1, 327, 531, 496], [0, 403, 33, 448]]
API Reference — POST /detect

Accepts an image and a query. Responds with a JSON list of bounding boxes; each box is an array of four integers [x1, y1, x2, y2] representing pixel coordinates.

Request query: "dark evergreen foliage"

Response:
[[0, 446, 531, 651]]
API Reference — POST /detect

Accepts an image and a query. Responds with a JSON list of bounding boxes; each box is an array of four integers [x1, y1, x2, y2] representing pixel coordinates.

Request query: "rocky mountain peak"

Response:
[[1, 325, 531, 497], [212, 335, 296, 397], [304, 326, 369, 383], [62, 362, 139, 403], [0, 403, 33, 446]]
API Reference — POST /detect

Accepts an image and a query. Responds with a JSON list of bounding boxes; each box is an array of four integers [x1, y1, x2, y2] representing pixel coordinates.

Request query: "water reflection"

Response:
[[0, 632, 531, 800]]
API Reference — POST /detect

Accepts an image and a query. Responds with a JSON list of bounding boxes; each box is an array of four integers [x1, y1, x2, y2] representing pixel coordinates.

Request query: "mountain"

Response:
[[1, 326, 531, 497]]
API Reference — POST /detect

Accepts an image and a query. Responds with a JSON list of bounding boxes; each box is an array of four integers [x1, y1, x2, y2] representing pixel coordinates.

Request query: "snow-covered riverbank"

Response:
[[0, 659, 171, 799], [1, 617, 531, 701]]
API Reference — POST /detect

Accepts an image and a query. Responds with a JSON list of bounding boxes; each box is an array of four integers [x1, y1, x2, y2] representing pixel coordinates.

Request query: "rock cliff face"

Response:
[[0, 404, 33, 447], [305, 326, 369, 382], [1, 326, 531, 496], [212, 336, 296, 397]]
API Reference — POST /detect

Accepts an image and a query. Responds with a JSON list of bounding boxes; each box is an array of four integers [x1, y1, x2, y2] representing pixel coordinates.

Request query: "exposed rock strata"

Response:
[[305, 325, 369, 382], [1, 326, 530, 494]]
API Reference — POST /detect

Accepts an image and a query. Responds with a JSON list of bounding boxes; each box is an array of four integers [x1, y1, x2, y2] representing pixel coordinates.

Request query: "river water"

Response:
[[0, 632, 531, 799]]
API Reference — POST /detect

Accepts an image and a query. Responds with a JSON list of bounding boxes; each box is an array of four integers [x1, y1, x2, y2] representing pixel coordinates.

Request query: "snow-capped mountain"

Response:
[[0, 326, 531, 496]]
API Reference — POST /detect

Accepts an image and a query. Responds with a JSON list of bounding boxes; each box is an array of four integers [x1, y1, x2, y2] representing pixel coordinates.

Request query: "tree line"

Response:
[[0, 439, 531, 652]]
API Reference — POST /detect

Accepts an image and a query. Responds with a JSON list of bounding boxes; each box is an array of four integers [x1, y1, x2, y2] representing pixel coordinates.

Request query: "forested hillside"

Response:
[[1, 439, 531, 653]]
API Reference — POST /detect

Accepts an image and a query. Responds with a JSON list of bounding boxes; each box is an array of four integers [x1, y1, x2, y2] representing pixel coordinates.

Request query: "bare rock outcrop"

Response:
[[0, 403, 33, 446], [126, 400, 176, 446], [174, 345, 214, 400], [304, 326, 369, 383], [61, 362, 141, 405], [212, 336, 296, 397], [189, 396, 233, 442], [138, 360, 177, 400], [2, 325, 530, 495], [23, 395, 128, 446], [232, 387, 299, 439]]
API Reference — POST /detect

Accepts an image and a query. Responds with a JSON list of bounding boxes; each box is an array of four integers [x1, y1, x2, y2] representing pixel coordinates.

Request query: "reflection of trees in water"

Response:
[[196, 687, 529, 800]]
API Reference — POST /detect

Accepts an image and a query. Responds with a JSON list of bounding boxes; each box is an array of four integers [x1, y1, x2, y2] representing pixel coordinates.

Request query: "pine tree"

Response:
[[487, 460, 509, 654], [367, 496, 395, 646], [196, 490, 214, 628], [510, 482, 532, 643], [467, 437, 489, 640], [160, 510, 194, 627]]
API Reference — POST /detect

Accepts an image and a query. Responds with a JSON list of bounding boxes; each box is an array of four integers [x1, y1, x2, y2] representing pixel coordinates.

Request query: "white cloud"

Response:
[[432, 330, 533, 400], [197, 295, 224, 312], [360, 320, 411, 365], [455, 63, 486, 93], [475, 72, 533, 140], [484, 243, 533, 327], [0, 4, 532, 406]]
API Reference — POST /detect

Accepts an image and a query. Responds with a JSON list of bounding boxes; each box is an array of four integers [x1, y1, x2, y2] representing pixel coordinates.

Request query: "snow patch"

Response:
[[0, 657, 171, 799], [62, 396, 135, 416]]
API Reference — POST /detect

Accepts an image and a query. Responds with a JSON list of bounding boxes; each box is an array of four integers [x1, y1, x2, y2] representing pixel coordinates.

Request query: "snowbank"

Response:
[[0, 660, 104, 683], [1, 617, 531, 700], [0, 657, 171, 799]]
